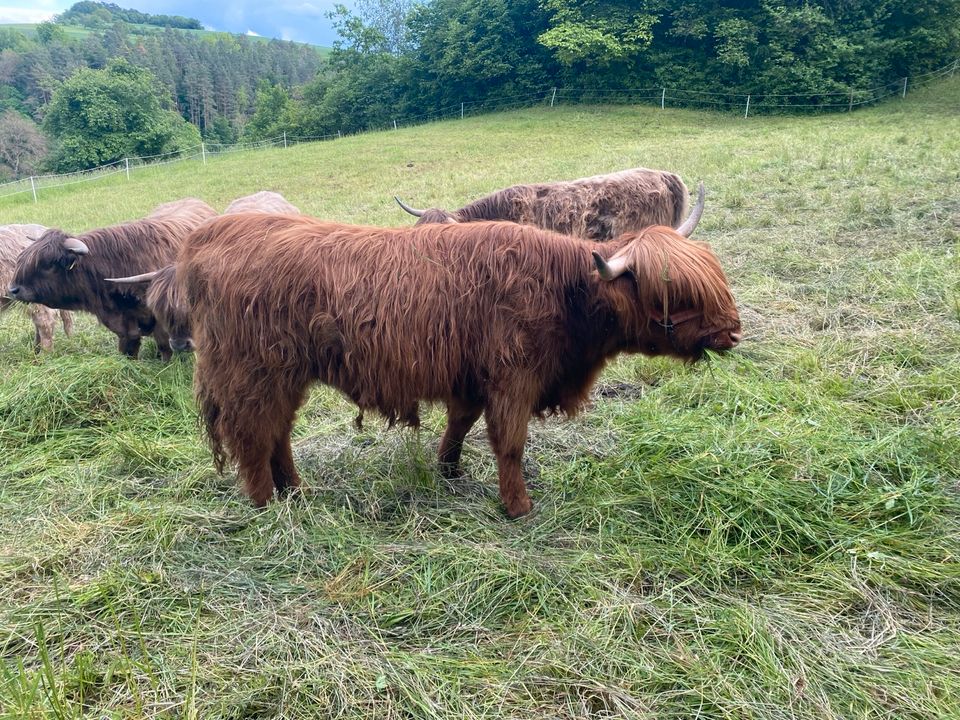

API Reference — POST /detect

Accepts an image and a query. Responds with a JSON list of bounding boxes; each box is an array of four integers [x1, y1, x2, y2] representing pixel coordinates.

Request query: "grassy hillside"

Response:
[[1, 81, 959, 718], [0, 22, 332, 55]]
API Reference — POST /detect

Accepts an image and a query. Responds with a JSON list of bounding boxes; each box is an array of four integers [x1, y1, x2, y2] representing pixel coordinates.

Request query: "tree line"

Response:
[[255, 0, 959, 142], [1, 0, 958, 178]]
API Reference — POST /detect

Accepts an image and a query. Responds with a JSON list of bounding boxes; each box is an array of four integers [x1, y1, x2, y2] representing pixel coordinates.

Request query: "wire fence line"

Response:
[[2, 57, 957, 205]]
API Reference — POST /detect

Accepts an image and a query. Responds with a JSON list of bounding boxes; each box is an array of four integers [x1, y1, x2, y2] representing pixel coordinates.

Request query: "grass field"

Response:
[[1, 79, 959, 718]]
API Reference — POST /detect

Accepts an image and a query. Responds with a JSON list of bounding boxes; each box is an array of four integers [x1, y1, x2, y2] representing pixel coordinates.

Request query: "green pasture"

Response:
[[0, 79, 958, 718]]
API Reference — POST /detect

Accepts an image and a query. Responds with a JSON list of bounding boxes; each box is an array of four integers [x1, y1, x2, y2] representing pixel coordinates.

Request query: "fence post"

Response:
[[393, 119, 398, 130], [661, 88, 666, 109], [125, 157, 130, 180], [338, 130, 342, 139], [201, 142, 206, 165], [461, 102, 464, 119], [902, 77, 908, 98], [30, 176, 37, 203], [550, 87, 557, 107], [848, 89, 854, 112], [283, 131, 287, 149], [744, 94, 751, 118]]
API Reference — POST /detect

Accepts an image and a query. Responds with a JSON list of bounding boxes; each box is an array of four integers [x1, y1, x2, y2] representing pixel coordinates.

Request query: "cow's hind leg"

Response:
[[223, 380, 308, 505], [270, 387, 308, 498], [484, 389, 535, 519], [271, 435, 300, 498], [233, 434, 276, 507], [438, 397, 483, 479]]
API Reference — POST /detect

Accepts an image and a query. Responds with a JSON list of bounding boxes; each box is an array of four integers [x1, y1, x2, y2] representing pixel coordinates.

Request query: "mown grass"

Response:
[[1, 79, 959, 718]]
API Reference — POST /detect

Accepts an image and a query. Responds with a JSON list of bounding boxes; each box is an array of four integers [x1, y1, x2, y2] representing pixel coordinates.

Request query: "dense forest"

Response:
[[0, 2, 321, 174], [1, 0, 958, 177], [292, 0, 960, 136]]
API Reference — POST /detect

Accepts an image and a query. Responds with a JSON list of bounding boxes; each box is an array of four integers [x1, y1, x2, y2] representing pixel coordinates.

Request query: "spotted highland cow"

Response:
[[224, 190, 300, 216], [0, 224, 74, 352]]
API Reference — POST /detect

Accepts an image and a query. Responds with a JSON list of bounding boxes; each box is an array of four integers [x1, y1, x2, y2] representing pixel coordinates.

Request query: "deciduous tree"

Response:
[[0, 109, 46, 178], [43, 58, 199, 171]]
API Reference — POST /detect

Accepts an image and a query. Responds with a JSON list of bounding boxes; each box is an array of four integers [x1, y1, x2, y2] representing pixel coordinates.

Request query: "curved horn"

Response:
[[674, 181, 705, 238], [592, 251, 630, 281], [394, 196, 425, 217], [104, 270, 161, 284], [63, 237, 89, 256]]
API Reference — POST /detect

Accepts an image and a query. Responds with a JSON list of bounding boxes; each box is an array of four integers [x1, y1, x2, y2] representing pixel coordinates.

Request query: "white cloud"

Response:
[[0, 7, 57, 23], [245, 29, 261, 37], [280, 2, 325, 17]]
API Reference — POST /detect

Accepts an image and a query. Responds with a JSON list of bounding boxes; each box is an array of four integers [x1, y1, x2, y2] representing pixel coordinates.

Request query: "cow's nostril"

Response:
[[729, 331, 742, 345], [8, 285, 19, 296]]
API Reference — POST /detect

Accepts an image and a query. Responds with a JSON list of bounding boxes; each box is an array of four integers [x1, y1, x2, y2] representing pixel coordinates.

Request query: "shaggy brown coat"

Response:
[[0, 224, 74, 352], [224, 191, 300, 215], [183, 213, 741, 517], [9, 198, 216, 359], [397, 168, 690, 240]]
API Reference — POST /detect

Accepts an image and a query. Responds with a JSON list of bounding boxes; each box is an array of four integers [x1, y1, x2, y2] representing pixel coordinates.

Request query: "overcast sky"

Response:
[[0, 0, 349, 46]]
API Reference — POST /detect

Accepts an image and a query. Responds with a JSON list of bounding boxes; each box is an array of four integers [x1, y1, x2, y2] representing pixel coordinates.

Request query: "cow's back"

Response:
[[184, 215, 593, 413]]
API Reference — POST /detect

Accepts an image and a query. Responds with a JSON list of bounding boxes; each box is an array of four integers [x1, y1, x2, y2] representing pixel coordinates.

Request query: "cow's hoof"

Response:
[[504, 496, 533, 519]]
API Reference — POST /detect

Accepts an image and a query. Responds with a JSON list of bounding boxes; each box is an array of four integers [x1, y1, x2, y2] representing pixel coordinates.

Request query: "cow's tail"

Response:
[[665, 173, 690, 228]]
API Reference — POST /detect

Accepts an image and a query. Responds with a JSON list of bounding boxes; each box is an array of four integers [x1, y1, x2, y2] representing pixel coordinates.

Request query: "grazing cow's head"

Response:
[[106, 265, 193, 352], [9, 229, 89, 306], [395, 197, 457, 225], [593, 226, 741, 362], [149, 265, 193, 352]]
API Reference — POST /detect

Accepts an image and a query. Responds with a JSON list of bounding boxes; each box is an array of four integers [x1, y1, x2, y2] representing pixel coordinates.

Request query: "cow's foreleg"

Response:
[[438, 397, 483, 478], [153, 326, 172, 362], [60, 310, 74, 336], [30, 306, 56, 353], [118, 334, 141, 358], [484, 391, 534, 519]]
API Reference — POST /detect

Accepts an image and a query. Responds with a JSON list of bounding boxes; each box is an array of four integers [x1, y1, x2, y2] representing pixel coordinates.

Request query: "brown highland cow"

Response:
[[395, 168, 697, 240], [181, 212, 741, 518], [8, 198, 216, 359]]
